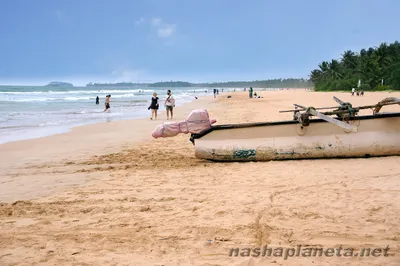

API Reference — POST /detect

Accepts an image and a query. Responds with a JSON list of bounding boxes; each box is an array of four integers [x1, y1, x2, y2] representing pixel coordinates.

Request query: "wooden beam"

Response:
[[281, 99, 399, 114], [294, 104, 307, 109], [333, 96, 346, 106], [308, 108, 358, 132], [279, 106, 340, 113], [373, 97, 400, 114]]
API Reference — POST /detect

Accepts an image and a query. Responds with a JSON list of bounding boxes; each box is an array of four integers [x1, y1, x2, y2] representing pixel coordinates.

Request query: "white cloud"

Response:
[[151, 17, 162, 26], [146, 17, 176, 38], [135, 17, 145, 25], [157, 24, 176, 38]]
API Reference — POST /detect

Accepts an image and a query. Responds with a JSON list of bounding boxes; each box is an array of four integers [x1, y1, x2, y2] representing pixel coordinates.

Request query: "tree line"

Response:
[[191, 79, 312, 88], [310, 41, 400, 91], [86, 79, 313, 88]]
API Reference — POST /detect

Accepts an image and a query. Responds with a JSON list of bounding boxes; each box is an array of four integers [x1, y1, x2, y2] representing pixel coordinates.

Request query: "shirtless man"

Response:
[[104, 95, 111, 111]]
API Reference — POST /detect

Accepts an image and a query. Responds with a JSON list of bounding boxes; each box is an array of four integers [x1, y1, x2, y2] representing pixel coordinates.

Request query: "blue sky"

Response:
[[0, 0, 399, 86]]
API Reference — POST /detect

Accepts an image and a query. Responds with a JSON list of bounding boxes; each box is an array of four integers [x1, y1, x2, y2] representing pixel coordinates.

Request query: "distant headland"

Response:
[[86, 79, 313, 88], [45, 81, 74, 87]]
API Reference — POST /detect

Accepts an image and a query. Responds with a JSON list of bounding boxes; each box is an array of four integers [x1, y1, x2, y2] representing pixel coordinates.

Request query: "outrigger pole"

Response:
[[279, 97, 400, 115], [280, 96, 400, 132]]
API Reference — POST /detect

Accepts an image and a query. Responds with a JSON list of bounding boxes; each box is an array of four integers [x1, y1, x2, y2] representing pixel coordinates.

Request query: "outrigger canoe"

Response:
[[190, 96, 400, 161]]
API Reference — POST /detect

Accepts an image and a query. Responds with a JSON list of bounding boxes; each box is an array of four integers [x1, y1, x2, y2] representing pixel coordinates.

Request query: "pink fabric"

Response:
[[152, 109, 216, 138]]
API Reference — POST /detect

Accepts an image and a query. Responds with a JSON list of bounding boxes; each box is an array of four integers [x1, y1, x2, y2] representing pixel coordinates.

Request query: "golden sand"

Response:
[[0, 90, 399, 265]]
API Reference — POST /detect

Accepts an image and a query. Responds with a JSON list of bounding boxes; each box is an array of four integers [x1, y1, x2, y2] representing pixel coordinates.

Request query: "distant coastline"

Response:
[[86, 79, 314, 88], [45, 81, 74, 87]]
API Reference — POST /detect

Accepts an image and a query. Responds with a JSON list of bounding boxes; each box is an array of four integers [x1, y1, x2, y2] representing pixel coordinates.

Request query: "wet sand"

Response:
[[0, 90, 399, 265]]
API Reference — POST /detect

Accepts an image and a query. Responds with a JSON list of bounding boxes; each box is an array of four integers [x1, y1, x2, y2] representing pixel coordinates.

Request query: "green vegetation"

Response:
[[149, 81, 191, 87], [86, 79, 313, 88], [310, 41, 400, 91], [86, 82, 145, 87], [46, 81, 73, 87], [192, 78, 313, 88]]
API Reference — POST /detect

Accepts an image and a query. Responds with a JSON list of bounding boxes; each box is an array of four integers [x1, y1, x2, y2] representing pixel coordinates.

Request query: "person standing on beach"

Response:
[[149, 92, 159, 120], [249, 87, 253, 98], [351, 88, 355, 96], [104, 95, 111, 112], [96, 96, 99, 105], [213, 89, 217, 98], [165, 90, 175, 120]]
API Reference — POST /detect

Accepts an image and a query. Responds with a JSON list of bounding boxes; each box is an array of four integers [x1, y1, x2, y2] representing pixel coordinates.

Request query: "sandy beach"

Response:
[[0, 90, 399, 265]]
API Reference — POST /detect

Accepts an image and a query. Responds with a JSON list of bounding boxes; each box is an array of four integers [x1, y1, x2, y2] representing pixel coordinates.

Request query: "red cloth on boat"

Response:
[[151, 109, 216, 138]]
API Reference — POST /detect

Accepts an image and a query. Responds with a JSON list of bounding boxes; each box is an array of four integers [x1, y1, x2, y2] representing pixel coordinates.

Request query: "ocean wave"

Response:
[[0, 124, 39, 130], [63, 96, 93, 101], [10, 98, 50, 102], [2, 95, 151, 103], [0, 91, 44, 95], [38, 120, 70, 127]]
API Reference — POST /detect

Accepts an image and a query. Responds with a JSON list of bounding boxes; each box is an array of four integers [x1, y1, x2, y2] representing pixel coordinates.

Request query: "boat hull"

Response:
[[192, 114, 400, 161]]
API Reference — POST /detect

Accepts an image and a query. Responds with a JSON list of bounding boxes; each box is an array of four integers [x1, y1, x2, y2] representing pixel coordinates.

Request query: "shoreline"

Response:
[[0, 93, 214, 162], [0, 91, 202, 145]]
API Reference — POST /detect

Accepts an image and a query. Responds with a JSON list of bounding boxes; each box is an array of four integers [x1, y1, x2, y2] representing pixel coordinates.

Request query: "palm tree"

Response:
[[311, 41, 400, 91], [374, 43, 392, 69], [389, 63, 400, 89], [318, 61, 330, 73], [327, 59, 343, 79], [310, 69, 322, 83], [341, 50, 357, 69]]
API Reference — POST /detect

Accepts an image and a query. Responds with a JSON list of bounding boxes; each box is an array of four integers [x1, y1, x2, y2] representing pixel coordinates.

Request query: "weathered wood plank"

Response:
[[309, 108, 358, 132]]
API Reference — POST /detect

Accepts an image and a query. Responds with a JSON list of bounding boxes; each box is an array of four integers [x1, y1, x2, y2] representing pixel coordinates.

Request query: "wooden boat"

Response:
[[190, 96, 400, 161]]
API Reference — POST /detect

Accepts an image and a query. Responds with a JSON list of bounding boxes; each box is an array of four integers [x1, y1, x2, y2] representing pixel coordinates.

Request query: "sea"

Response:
[[0, 86, 231, 144]]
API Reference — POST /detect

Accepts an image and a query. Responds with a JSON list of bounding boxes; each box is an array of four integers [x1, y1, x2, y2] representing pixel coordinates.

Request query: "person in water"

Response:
[[104, 95, 111, 111], [164, 90, 175, 120], [148, 92, 159, 120], [96, 96, 99, 105]]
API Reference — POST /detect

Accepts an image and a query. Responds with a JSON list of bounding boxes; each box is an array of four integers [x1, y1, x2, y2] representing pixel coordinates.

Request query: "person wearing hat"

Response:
[[148, 92, 159, 120]]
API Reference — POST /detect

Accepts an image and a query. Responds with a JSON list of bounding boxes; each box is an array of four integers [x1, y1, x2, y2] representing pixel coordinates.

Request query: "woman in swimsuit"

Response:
[[149, 92, 159, 120]]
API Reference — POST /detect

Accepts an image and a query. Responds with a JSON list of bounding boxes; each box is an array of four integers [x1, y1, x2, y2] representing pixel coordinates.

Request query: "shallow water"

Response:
[[0, 86, 221, 144]]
